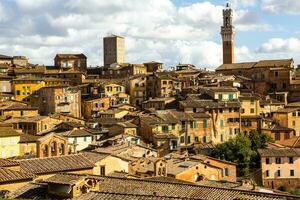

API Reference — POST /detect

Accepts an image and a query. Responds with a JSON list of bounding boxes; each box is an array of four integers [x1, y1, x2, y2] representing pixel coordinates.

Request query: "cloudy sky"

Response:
[[0, 0, 299, 69]]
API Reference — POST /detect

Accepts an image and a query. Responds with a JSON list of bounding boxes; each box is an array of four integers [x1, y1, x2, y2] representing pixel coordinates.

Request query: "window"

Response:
[[218, 94, 223, 100], [163, 81, 167, 84], [10, 150, 14, 157], [275, 132, 280, 141], [195, 137, 199, 142], [172, 124, 175, 130], [290, 170, 295, 177], [285, 132, 290, 140], [282, 83, 286, 89], [162, 126, 168, 133], [44, 125, 48, 130], [275, 71, 278, 77], [229, 94, 233, 100], [266, 158, 270, 164], [234, 128, 240, 134], [100, 166, 105, 176], [289, 157, 294, 164], [241, 109, 245, 113], [20, 111, 24, 116], [229, 128, 233, 135], [182, 121, 186, 130], [220, 134, 224, 142], [203, 136, 208, 143], [277, 170, 281, 177], [190, 121, 193, 129], [16, 90, 20, 95], [275, 157, 281, 164], [180, 136, 184, 143], [220, 120, 224, 127], [266, 170, 269, 177], [250, 108, 255, 114], [187, 136, 191, 144], [293, 112, 296, 117], [292, 121, 296, 126], [219, 108, 223, 113], [224, 168, 229, 176], [250, 100, 254, 105], [83, 137, 87, 142], [203, 119, 207, 128]]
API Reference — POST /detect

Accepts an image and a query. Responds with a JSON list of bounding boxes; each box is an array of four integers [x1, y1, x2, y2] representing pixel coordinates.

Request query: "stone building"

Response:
[[38, 86, 81, 118], [82, 97, 110, 119], [103, 35, 125, 67], [129, 74, 147, 106], [19, 132, 68, 158], [54, 54, 87, 72]]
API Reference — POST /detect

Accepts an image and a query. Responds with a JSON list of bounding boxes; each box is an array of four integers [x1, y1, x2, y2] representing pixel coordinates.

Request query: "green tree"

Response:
[[211, 132, 273, 177], [212, 135, 256, 177]]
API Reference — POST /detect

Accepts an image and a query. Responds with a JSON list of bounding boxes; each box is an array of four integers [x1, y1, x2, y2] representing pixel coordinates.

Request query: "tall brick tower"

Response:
[[221, 3, 234, 64]]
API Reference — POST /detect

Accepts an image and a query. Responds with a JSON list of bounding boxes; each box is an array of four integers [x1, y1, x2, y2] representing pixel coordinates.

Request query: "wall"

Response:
[[94, 155, 129, 175], [0, 136, 20, 158]]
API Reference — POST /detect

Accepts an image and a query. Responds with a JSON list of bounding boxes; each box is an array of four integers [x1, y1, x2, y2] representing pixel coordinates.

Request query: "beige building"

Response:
[[0, 127, 21, 158], [103, 35, 125, 67], [258, 147, 300, 190]]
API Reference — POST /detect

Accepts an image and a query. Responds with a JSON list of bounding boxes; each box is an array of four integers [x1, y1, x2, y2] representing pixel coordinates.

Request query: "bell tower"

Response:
[[221, 3, 234, 64]]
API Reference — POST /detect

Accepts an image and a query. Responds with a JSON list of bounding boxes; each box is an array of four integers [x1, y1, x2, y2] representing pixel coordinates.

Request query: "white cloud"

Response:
[[258, 38, 300, 53], [0, 0, 275, 69], [261, 0, 300, 15], [229, 0, 257, 8]]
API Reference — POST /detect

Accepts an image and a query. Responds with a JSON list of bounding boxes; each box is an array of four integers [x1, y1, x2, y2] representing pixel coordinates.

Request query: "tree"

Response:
[[212, 135, 256, 178], [211, 132, 273, 178]]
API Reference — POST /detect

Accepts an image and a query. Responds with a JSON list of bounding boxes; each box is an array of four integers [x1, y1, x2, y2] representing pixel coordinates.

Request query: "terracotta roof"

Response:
[[19, 134, 41, 143], [0, 127, 21, 137], [276, 136, 300, 148], [254, 59, 293, 68], [82, 151, 109, 163], [44, 173, 85, 185], [204, 87, 239, 93], [91, 176, 294, 200], [6, 182, 47, 199], [216, 62, 256, 71], [0, 103, 37, 111], [19, 154, 95, 175], [216, 59, 293, 71], [0, 158, 19, 167], [0, 167, 34, 183], [258, 148, 300, 157], [0, 54, 12, 59], [75, 192, 192, 200], [273, 107, 299, 113]]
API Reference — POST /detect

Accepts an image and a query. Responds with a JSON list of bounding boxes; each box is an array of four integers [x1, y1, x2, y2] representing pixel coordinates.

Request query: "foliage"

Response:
[[211, 131, 273, 178], [291, 188, 300, 196]]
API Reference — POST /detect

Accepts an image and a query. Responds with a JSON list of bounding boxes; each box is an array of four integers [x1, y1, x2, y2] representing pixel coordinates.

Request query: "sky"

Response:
[[0, 0, 300, 69]]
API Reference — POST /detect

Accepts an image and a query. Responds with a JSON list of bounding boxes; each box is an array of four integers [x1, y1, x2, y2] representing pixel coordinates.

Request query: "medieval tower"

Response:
[[221, 3, 234, 64]]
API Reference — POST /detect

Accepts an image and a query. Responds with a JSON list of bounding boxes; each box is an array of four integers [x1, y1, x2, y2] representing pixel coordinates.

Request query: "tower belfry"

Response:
[[221, 2, 234, 64]]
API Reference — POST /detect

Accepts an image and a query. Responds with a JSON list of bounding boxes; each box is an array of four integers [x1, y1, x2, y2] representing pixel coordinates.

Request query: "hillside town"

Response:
[[0, 3, 300, 200]]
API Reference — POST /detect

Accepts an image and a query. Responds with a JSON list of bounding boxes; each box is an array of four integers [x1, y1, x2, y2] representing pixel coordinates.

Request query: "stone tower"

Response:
[[221, 3, 234, 64], [103, 35, 125, 67]]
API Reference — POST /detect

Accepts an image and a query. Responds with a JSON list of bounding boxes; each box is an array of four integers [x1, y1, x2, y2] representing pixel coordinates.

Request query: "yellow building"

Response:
[[12, 76, 45, 106], [104, 83, 126, 97], [0, 127, 21, 158]]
